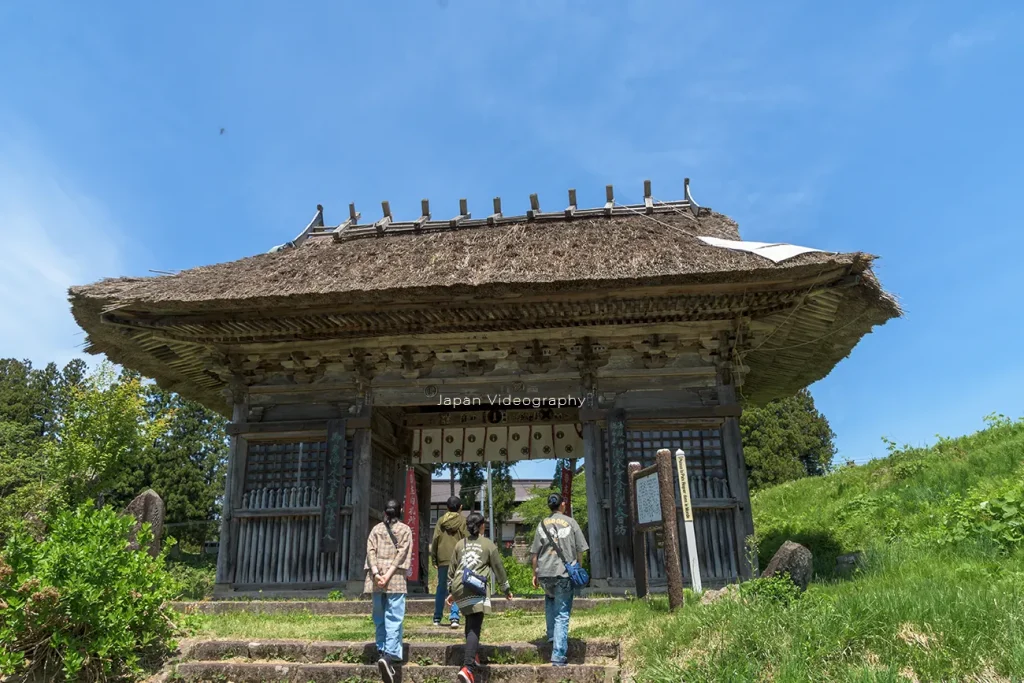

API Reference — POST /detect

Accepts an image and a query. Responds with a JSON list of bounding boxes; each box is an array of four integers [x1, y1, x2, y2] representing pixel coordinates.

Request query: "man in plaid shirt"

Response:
[[365, 499, 412, 683]]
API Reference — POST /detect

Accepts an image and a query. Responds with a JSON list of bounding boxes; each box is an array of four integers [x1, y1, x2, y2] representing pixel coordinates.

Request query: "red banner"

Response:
[[403, 467, 420, 582], [561, 461, 575, 518]]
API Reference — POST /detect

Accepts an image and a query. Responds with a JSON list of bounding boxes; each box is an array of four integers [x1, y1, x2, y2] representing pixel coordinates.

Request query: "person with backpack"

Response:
[[445, 511, 513, 683], [365, 499, 412, 683], [530, 493, 589, 667], [430, 495, 468, 629]]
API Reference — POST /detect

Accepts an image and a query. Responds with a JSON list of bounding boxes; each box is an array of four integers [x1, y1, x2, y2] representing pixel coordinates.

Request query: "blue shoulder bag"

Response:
[[541, 521, 590, 588]]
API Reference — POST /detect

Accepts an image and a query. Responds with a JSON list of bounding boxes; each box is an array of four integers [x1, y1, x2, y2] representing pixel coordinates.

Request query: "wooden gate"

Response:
[[229, 436, 355, 589], [602, 423, 741, 587]]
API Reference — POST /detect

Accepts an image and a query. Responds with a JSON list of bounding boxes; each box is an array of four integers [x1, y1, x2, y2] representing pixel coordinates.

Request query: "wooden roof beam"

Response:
[[449, 198, 471, 228], [565, 189, 577, 219], [604, 185, 614, 217], [488, 197, 503, 225], [528, 194, 540, 220], [413, 199, 430, 231], [644, 180, 654, 214], [330, 203, 361, 240], [376, 201, 393, 235]]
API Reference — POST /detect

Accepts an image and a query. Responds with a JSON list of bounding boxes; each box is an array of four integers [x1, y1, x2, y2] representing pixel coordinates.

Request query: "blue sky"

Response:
[[1, 1, 1022, 478]]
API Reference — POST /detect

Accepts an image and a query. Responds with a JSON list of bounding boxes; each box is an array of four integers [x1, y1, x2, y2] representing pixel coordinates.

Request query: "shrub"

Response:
[[0, 504, 184, 680], [940, 476, 1024, 552], [739, 574, 802, 607], [502, 555, 535, 595], [166, 552, 216, 600]]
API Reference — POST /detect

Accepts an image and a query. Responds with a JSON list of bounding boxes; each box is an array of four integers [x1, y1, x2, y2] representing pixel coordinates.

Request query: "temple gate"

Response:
[[69, 180, 898, 596]]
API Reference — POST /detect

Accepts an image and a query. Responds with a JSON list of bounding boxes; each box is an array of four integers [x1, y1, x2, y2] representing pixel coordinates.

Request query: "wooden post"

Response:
[[582, 422, 609, 580], [216, 398, 248, 589], [607, 412, 630, 564], [627, 461, 648, 598], [719, 384, 756, 579], [347, 427, 373, 589], [655, 449, 685, 611], [320, 419, 348, 554]]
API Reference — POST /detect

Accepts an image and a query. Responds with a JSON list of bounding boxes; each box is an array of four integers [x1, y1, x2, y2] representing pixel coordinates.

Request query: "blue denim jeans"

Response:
[[433, 565, 460, 623], [372, 592, 406, 660], [541, 577, 574, 664]]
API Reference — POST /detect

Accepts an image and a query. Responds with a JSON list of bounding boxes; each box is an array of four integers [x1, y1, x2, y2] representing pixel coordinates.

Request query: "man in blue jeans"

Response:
[[530, 493, 588, 666], [429, 496, 467, 628]]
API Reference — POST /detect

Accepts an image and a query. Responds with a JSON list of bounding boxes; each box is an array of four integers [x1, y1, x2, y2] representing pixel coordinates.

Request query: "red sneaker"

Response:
[[457, 666, 475, 683]]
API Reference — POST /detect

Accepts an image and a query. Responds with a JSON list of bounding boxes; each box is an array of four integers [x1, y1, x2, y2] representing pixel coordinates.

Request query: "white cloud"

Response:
[[0, 141, 124, 368], [934, 25, 999, 61]]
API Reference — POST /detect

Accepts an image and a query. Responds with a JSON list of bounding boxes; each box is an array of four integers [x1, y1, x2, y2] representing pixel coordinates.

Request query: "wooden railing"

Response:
[[232, 485, 352, 586]]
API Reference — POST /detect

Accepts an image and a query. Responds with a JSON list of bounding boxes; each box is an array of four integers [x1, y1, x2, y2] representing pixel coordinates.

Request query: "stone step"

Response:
[[180, 638, 620, 666], [174, 597, 618, 615], [174, 661, 618, 682]]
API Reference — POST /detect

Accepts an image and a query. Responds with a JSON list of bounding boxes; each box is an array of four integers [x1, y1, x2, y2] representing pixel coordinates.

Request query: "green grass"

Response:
[[191, 417, 1024, 682]]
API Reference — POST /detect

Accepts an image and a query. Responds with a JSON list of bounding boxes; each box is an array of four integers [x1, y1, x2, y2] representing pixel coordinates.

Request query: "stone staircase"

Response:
[[172, 597, 615, 616], [171, 638, 621, 682]]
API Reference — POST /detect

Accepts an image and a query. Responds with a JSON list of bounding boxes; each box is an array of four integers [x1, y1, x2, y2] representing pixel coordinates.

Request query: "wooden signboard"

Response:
[[675, 449, 702, 594], [609, 414, 630, 546], [632, 465, 662, 530], [319, 419, 347, 553], [627, 449, 689, 611]]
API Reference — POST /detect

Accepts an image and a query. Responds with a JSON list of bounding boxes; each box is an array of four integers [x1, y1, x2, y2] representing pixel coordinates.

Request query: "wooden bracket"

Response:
[[488, 196, 502, 225], [375, 201, 393, 235], [412, 199, 430, 231], [565, 188, 577, 219], [449, 198, 470, 228]]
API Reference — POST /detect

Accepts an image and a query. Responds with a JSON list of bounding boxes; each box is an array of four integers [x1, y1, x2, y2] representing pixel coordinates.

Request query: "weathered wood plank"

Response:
[[320, 419, 348, 554], [582, 421, 609, 580], [346, 427, 373, 584], [216, 399, 248, 586], [719, 383, 755, 579]]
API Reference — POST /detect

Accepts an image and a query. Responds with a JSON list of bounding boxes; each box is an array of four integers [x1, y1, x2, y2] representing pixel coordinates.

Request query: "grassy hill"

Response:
[[188, 417, 1024, 682], [622, 414, 1024, 682]]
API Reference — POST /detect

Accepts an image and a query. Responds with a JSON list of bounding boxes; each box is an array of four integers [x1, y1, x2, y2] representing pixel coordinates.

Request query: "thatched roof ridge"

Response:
[[67, 192, 901, 412], [69, 207, 894, 313]]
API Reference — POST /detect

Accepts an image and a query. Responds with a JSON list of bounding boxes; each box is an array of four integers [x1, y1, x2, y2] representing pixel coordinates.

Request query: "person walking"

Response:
[[365, 499, 412, 683], [430, 495, 468, 629], [530, 493, 588, 667], [446, 511, 513, 683]]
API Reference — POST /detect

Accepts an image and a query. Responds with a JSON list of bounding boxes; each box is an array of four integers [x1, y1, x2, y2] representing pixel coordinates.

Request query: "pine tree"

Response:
[[740, 389, 837, 491]]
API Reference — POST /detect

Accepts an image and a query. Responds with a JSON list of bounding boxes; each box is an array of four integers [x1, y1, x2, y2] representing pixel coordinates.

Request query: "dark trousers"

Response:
[[463, 611, 485, 671]]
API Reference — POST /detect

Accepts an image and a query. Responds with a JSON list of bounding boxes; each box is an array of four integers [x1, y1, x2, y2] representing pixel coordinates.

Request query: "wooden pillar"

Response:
[[346, 427, 373, 591], [655, 449, 685, 610], [719, 384, 756, 579], [582, 421, 609, 580], [215, 397, 248, 589], [626, 461, 647, 598]]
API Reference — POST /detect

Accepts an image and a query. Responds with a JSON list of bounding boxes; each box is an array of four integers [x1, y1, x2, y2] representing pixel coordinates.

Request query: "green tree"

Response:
[[143, 387, 228, 546], [47, 363, 164, 508], [0, 359, 84, 541], [517, 469, 588, 544], [740, 389, 837, 491]]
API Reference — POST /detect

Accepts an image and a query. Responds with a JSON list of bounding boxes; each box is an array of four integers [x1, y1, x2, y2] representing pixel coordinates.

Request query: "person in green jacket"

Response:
[[446, 512, 513, 683], [430, 496, 468, 628]]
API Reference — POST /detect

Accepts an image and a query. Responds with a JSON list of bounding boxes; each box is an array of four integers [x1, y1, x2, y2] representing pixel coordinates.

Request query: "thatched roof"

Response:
[[69, 190, 900, 412]]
